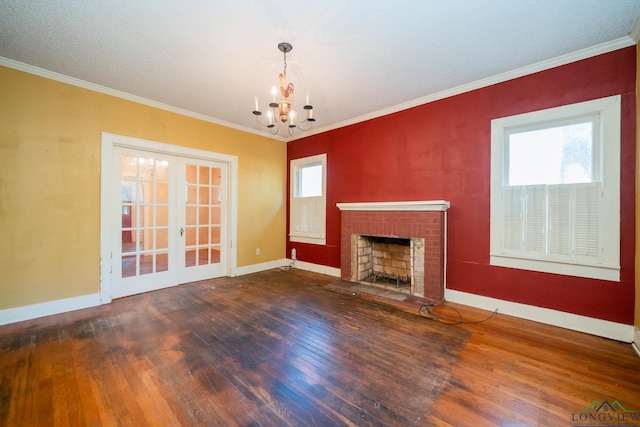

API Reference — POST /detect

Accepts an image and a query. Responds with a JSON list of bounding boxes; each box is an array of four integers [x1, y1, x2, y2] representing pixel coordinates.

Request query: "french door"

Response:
[[111, 147, 228, 299]]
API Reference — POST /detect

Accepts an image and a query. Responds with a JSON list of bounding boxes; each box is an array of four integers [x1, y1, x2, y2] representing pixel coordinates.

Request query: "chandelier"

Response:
[[252, 42, 315, 135]]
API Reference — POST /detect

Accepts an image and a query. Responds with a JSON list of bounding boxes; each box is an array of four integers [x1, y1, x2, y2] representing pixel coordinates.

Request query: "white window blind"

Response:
[[502, 183, 601, 262], [291, 196, 325, 237]]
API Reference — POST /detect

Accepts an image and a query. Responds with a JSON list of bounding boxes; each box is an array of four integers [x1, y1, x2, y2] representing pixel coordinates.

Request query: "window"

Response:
[[290, 154, 327, 245], [490, 95, 620, 281]]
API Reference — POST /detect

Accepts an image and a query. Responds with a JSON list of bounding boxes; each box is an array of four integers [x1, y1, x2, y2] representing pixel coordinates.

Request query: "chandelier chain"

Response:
[[283, 50, 287, 79]]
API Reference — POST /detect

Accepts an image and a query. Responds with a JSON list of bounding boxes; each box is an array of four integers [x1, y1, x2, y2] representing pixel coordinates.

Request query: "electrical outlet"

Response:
[[291, 248, 296, 261], [256, 248, 260, 255]]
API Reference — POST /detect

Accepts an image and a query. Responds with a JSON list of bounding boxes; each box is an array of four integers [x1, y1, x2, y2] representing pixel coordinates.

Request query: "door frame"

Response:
[[99, 132, 238, 304]]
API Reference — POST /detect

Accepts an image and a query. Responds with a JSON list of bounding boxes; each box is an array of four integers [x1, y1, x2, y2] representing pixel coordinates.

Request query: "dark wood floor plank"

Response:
[[1, 268, 639, 426]]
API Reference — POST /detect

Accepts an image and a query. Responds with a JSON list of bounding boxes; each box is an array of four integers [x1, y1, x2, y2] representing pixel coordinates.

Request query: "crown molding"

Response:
[[0, 57, 286, 142], [2, 34, 635, 145], [294, 36, 636, 141]]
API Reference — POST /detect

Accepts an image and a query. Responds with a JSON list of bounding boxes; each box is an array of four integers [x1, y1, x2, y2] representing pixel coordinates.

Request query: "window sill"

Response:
[[290, 235, 326, 246], [490, 254, 620, 282]]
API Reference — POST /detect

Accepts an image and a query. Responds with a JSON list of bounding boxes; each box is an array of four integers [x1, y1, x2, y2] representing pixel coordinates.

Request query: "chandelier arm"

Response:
[[296, 120, 315, 131]]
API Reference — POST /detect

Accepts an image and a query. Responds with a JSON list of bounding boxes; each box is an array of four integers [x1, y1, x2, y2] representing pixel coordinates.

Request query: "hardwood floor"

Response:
[[1, 269, 639, 426]]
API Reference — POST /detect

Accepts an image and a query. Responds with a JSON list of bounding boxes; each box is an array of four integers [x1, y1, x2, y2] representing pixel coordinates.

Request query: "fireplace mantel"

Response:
[[337, 200, 450, 212]]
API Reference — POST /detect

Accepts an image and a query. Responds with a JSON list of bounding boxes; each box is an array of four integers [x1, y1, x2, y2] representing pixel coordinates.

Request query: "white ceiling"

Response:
[[1, 1, 640, 140]]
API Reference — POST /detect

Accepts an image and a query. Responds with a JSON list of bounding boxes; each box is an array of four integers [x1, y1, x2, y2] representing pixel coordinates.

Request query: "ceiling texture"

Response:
[[1, 1, 640, 141]]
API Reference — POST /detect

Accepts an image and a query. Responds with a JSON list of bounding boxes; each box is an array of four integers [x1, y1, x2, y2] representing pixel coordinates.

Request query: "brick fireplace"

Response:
[[337, 201, 450, 302]]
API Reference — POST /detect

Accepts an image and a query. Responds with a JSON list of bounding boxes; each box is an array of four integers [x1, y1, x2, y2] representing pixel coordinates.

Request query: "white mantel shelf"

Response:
[[336, 200, 450, 212]]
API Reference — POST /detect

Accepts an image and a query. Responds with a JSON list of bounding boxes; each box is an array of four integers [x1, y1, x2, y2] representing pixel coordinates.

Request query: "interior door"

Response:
[[111, 148, 228, 298], [113, 148, 177, 298], [178, 159, 228, 283]]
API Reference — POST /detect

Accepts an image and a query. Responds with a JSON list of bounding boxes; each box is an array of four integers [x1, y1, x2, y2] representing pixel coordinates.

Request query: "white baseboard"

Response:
[[236, 258, 341, 277], [234, 258, 291, 276], [445, 289, 634, 343], [0, 293, 102, 326], [287, 259, 342, 277], [633, 327, 640, 357]]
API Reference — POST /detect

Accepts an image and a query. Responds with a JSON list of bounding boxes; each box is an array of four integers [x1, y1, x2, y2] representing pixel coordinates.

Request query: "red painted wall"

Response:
[[287, 47, 636, 324]]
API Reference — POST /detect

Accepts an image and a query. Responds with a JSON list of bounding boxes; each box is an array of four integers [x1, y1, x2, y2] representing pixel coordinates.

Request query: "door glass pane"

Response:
[[157, 183, 169, 204], [185, 250, 196, 267], [184, 163, 222, 268], [199, 187, 209, 204], [186, 165, 197, 183], [211, 248, 221, 264], [211, 207, 221, 224], [156, 161, 169, 181], [156, 206, 168, 227], [186, 207, 197, 225], [140, 254, 153, 275], [198, 248, 209, 264], [211, 168, 221, 185], [199, 166, 210, 184], [157, 252, 168, 273], [198, 227, 209, 245], [198, 207, 209, 223], [211, 226, 221, 244], [211, 188, 221, 205], [120, 153, 170, 278], [122, 254, 136, 278], [156, 228, 168, 250], [185, 227, 196, 245]]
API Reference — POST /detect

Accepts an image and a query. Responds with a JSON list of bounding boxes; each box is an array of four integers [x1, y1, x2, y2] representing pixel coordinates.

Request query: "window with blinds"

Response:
[[290, 154, 327, 245], [490, 96, 620, 281]]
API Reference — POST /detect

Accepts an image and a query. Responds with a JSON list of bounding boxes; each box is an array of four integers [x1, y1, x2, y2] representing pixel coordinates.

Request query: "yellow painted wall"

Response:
[[0, 65, 286, 310]]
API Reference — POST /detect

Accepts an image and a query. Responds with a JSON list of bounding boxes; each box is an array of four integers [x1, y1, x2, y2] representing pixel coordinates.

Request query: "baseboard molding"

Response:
[[0, 293, 102, 326], [633, 327, 640, 357], [234, 258, 291, 276], [287, 259, 342, 277], [445, 289, 634, 343]]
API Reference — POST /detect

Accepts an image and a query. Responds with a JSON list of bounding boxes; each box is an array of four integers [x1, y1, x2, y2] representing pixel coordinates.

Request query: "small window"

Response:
[[298, 164, 323, 197], [490, 95, 620, 281], [290, 154, 327, 245]]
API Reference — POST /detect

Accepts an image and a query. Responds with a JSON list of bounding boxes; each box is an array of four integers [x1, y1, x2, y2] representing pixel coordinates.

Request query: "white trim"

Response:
[[633, 327, 640, 357], [2, 36, 633, 145], [100, 132, 239, 299], [233, 259, 341, 277], [289, 235, 327, 245], [290, 260, 342, 277], [489, 255, 620, 282], [445, 288, 634, 342], [234, 259, 290, 276], [337, 200, 450, 212], [290, 36, 636, 141], [0, 293, 102, 326]]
